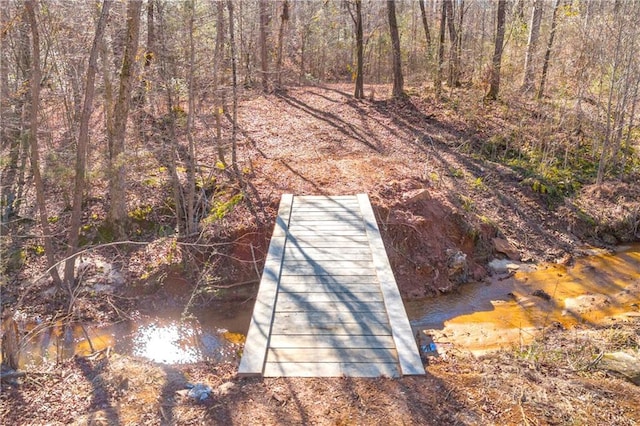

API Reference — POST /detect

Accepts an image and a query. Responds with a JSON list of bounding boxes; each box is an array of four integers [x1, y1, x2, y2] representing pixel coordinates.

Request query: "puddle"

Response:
[[407, 244, 640, 355], [5, 303, 253, 369]]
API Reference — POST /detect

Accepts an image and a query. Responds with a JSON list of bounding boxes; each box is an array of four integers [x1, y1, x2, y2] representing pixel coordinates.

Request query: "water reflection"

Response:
[[8, 303, 253, 368], [132, 321, 202, 364], [407, 244, 640, 355]]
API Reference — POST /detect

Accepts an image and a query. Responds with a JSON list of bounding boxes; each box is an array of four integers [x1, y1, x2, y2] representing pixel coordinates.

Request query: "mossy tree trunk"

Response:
[[107, 0, 142, 238]]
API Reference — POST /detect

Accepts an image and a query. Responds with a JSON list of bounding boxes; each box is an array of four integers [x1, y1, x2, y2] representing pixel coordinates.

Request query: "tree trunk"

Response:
[[24, 0, 62, 287], [418, 0, 432, 50], [275, 0, 289, 89], [537, 0, 560, 100], [387, 0, 403, 98], [596, 14, 625, 186], [108, 0, 142, 237], [445, 0, 459, 87], [485, 0, 506, 101], [185, 0, 197, 234], [521, 0, 543, 94], [456, 0, 464, 82], [227, 0, 240, 178], [64, 0, 112, 288], [213, 0, 227, 167], [145, 0, 154, 67], [435, 0, 446, 97], [348, 0, 364, 99], [259, 0, 269, 92]]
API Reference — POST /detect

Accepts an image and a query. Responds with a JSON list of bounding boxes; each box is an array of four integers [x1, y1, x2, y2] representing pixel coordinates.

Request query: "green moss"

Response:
[[95, 223, 116, 243], [4, 248, 26, 272], [449, 167, 464, 178], [128, 205, 153, 221], [203, 193, 244, 224], [142, 177, 160, 187]]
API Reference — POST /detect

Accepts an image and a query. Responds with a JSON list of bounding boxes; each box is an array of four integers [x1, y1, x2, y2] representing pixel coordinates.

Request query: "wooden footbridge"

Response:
[[238, 194, 424, 378]]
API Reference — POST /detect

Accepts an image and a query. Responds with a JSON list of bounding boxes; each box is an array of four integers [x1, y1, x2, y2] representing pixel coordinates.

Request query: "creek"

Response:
[[7, 245, 639, 367], [406, 244, 640, 355], [12, 302, 252, 369]]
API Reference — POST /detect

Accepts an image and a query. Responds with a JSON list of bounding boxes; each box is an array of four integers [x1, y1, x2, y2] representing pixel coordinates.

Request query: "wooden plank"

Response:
[[294, 197, 360, 204], [238, 194, 292, 376], [263, 362, 399, 378], [275, 300, 386, 313], [273, 310, 390, 324], [290, 211, 362, 218], [276, 291, 383, 303], [286, 235, 369, 245], [269, 334, 396, 349], [282, 259, 374, 269], [357, 193, 425, 376], [294, 195, 359, 201], [281, 266, 376, 276], [267, 348, 397, 363], [293, 201, 360, 208], [283, 251, 372, 261], [278, 274, 378, 285], [287, 230, 366, 237], [291, 207, 362, 216], [279, 283, 380, 293], [270, 319, 392, 335], [288, 223, 365, 231]]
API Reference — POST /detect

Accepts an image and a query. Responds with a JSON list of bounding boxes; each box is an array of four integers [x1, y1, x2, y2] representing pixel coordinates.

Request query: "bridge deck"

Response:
[[238, 194, 424, 377]]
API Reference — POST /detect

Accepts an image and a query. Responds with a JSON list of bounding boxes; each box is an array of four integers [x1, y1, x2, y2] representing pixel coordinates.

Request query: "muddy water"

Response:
[[13, 303, 253, 369], [406, 244, 640, 355]]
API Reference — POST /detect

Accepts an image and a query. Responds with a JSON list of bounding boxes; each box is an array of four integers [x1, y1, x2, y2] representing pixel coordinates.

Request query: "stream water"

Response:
[[12, 302, 253, 369], [6, 245, 640, 367], [406, 244, 640, 355]]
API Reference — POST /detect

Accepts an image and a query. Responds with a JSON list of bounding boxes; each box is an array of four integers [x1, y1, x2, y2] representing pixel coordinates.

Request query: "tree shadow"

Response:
[[74, 356, 121, 425]]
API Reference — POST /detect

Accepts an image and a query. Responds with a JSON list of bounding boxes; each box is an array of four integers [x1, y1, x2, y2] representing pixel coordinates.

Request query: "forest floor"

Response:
[[2, 84, 640, 424]]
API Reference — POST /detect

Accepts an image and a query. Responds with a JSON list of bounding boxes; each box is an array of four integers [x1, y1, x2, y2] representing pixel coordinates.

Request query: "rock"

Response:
[[493, 238, 521, 260], [214, 382, 235, 396], [531, 289, 551, 301], [180, 383, 212, 401], [471, 264, 487, 281], [402, 188, 430, 204], [598, 350, 640, 385], [488, 259, 521, 274], [446, 249, 468, 284]]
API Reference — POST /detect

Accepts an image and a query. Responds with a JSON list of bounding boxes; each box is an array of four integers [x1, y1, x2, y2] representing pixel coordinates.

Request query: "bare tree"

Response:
[[213, 0, 227, 167], [387, 0, 403, 98], [536, 0, 560, 100], [108, 0, 142, 237], [228, 0, 240, 177], [185, 0, 197, 234], [521, 0, 543, 94], [435, 0, 446, 97], [485, 0, 506, 101], [259, 0, 270, 92], [64, 0, 112, 289], [346, 0, 364, 99], [275, 0, 289, 89], [445, 0, 459, 87], [418, 0, 432, 50], [25, 0, 62, 286]]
